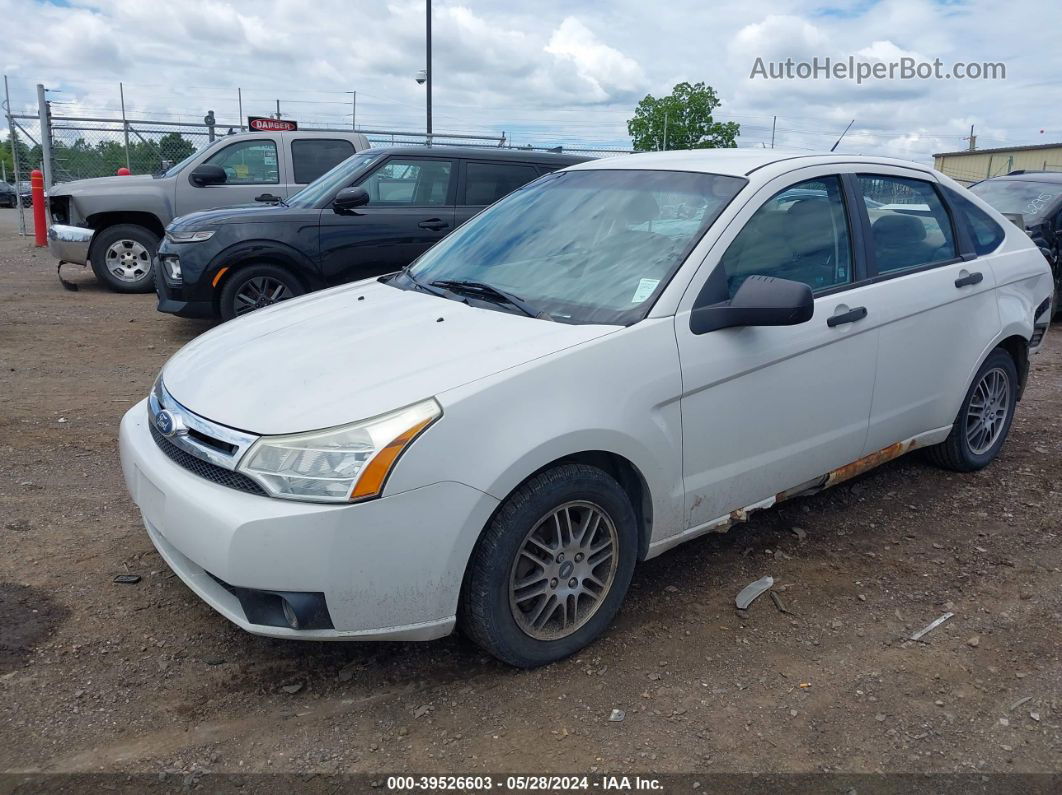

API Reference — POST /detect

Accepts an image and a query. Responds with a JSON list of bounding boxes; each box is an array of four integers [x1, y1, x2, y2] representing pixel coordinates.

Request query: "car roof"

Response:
[[365, 146, 592, 165], [977, 171, 1062, 184], [565, 149, 937, 178]]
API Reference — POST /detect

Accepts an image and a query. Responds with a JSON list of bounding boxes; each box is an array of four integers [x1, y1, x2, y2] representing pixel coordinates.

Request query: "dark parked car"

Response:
[[155, 147, 590, 320], [969, 171, 1062, 312], [0, 182, 16, 207]]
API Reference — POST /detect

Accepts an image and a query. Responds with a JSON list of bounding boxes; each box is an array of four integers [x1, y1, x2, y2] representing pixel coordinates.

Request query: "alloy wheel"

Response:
[[965, 366, 1010, 455], [233, 276, 293, 315], [508, 500, 619, 641], [105, 239, 151, 283]]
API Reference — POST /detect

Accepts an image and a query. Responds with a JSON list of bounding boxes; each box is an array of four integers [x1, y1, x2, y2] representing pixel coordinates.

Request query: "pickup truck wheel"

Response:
[[89, 224, 160, 293], [219, 264, 305, 321], [460, 463, 638, 668]]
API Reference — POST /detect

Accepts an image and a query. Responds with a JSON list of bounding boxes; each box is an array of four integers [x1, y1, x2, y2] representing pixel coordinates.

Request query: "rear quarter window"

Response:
[[944, 188, 1006, 256]]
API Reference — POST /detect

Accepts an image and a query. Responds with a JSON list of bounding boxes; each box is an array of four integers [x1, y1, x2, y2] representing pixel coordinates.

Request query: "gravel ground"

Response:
[[0, 207, 1059, 778]]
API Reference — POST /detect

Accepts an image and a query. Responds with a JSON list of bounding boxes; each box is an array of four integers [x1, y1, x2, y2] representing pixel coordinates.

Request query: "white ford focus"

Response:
[[119, 150, 1052, 667]]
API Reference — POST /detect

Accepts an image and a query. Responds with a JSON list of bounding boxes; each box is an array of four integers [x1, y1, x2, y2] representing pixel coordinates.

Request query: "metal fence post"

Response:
[[36, 83, 54, 190], [4, 74, 27, 235], [120, 81, 131, 171]]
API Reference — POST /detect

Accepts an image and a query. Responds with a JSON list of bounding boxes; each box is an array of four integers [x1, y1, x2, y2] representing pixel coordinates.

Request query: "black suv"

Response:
[[156, 146, 590, 320], [969, 171, 1062, 311]]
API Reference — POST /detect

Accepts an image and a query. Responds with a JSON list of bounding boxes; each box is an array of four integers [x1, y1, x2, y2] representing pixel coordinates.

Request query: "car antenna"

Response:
[[830, 120, 855, 152]]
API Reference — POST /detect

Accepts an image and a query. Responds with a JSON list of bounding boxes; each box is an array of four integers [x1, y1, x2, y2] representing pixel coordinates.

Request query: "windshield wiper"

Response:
[[402, 269, 455, 300], [430, 279, 551, 320]]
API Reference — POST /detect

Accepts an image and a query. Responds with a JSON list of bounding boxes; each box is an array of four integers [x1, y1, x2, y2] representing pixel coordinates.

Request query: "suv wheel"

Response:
[[926, 348, 1019, 472], [89, 224, 160, 293], [219, 264, 305, 321], [460, 463, 638, 668]]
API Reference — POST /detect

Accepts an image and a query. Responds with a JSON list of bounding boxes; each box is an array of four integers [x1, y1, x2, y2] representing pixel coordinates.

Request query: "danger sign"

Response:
[[248, 116, 298, 132]]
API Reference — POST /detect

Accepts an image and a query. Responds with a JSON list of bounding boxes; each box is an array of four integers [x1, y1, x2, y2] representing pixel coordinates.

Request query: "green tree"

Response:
[[157, 132, 195, 164], [627, 82, 740, 152]]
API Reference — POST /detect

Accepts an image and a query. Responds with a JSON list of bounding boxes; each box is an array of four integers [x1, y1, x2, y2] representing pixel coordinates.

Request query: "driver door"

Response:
[[674, 168, 879, 532], [175, 138, 283, 214]]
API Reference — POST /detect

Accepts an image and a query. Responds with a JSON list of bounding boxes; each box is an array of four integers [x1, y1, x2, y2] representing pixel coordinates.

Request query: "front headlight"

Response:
[[166, 229, 215, 243], [236, 399, 441, 503]]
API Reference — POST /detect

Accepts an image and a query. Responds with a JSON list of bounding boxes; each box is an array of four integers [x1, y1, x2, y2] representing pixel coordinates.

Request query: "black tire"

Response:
[[460, 463, 638, 668], [89, 223, 160, 293], [926, 348, 1019, 472], [218, 264, 305, 321]]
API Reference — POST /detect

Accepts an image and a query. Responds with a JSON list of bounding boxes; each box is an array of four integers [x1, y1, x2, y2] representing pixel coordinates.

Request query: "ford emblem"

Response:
[[155, 409, 184, 437]]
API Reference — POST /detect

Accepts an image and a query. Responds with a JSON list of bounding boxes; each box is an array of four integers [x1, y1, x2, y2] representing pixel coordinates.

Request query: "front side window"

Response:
[[285, 150, 383, 208], [204, 140, 279, 184], [406, 169, 746, 325], [291, 139, 356, 184], [464, 162, 539, 206], [719, 176, 852, 297], [859, 175, 956, 273], [357, 158, 453, 206]]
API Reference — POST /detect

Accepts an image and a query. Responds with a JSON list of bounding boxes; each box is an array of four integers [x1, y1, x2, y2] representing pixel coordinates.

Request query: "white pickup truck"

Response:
[[47, 130, 370, 292]]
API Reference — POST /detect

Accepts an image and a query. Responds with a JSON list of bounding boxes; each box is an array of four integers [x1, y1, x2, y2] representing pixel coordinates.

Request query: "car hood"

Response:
[[168, 203, 293, 230], [49, 174, 159, 197], [161, 279, 618, 435]]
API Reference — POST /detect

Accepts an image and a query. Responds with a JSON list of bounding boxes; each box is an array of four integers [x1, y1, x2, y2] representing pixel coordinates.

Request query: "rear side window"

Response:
[[291, 139, 356, 184], [720, 176, 852, 296], [857, 175, 956, 274], [463, 162, 539, 206], [944, 188, 1006, 255], [357, 158, 453, 206]]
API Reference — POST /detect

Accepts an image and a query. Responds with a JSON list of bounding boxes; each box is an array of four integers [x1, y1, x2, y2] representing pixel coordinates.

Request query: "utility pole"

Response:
[[119, 82, 131, 170], [4, 74, 27, 234], [662, 110, 669, 151], [237, 87, 244, 130], [965, 124, 977, 151], [36, 83, 54, 191], [350, 91, 357, 130], [275, 99, 281, 119], [426, 0, 433, 144], [770, 115, 776, 149]]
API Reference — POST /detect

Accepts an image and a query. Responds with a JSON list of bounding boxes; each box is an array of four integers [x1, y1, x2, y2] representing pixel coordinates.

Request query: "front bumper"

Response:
[[119, 401, 500, 640], [47, 224, 94, 265]]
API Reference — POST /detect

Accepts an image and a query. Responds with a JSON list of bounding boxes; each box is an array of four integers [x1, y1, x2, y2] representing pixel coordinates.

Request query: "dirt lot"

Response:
[[0, 207, 1059, 780]]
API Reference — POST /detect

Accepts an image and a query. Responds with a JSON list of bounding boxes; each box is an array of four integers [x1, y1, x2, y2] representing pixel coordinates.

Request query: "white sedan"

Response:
[[119, 150, 1053, 667]]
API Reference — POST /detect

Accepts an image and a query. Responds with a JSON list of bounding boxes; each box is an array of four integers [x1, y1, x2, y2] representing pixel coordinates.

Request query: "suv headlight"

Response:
[[237, 399, 441, 503], [166, 229, 215, 243]]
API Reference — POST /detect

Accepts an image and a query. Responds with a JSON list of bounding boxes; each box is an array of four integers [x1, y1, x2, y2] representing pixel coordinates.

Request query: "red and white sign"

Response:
[[248, 116, 298, 132]]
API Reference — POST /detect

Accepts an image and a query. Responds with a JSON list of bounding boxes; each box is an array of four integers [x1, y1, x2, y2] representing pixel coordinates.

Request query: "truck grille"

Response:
[[150, 422, 266, 496]]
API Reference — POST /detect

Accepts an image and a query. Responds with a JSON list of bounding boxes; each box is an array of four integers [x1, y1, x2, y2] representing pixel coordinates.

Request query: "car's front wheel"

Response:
[[218, 264, 305, 321], [89, 223, 160, 293], [926, 347, 1019, 472], [460, 463, 638, 668]]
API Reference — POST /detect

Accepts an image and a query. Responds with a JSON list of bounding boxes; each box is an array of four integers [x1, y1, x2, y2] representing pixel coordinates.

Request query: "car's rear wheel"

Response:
[[89, 223, 160, 293], [218, 264, 305, 321], [460, 463, 637, 668], [926, 348, 1018, 472]]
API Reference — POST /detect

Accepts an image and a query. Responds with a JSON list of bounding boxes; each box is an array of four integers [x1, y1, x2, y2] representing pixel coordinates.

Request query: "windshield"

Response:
[[969, 178, 1062, 222], [286, 150, 384, 208], [405, 169, 746, 325], [161, 139, 223, 178]]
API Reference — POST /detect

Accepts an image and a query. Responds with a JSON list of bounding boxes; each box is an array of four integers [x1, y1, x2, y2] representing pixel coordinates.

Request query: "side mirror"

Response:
[[690, 275, 814, 334], [189, 164, 227, 187], [333, 186, 370, 213]]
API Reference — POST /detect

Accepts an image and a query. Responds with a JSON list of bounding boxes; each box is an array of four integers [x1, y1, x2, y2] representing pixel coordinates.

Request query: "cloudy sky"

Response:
[[1, 0, 1058, 163]]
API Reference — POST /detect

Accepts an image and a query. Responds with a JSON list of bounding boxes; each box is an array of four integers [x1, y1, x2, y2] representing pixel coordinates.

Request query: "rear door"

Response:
[[853, 170, 1001, 453], [454, 159, 541, 228], [317, 154, 456, 284]]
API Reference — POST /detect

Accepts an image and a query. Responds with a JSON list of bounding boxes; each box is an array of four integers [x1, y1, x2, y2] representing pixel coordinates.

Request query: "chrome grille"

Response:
[[150, 423, 266, 496]]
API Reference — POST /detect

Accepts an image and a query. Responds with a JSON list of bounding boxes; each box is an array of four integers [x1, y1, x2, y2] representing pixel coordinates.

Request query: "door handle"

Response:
[[954, 271, 984, 288], [827, 306, 868, 327], [418, 219, 450, 231]]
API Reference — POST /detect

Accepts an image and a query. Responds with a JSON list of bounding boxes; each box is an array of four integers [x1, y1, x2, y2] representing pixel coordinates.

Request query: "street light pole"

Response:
[[426, 0, 432, 144]]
